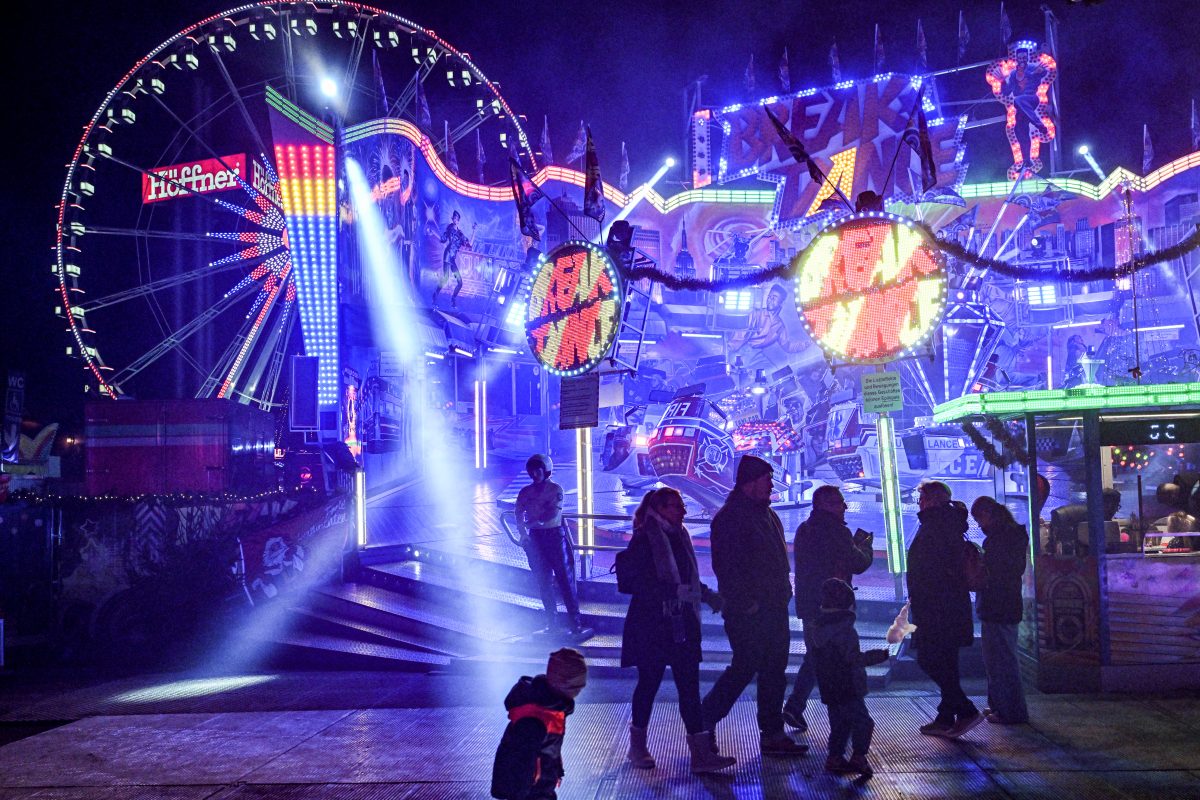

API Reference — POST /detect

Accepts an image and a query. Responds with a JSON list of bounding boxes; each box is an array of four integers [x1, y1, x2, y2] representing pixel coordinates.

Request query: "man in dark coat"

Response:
[[783, 485, 874, 733], [906, 481, 980, 738], [970, 497, 1030, 724], [701, 455, 808, 757]]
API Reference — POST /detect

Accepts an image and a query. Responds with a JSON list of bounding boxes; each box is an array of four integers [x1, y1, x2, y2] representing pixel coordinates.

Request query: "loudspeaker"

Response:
[[289, 356, 319, 431]]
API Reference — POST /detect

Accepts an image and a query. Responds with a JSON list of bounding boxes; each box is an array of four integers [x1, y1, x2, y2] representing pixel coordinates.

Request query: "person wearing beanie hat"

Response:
[[491, 649, 587, 799], [809, 578, 888, 779], [515, 454, 590, 639], [701, 455, 809, 758]]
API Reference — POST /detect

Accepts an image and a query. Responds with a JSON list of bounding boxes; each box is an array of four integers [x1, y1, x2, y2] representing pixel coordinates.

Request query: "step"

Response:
[[288, 606, 451, 654], [265, 631, 453, 670]]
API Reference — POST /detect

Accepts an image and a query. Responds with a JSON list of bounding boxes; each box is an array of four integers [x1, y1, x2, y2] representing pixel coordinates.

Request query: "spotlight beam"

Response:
[[604, 159, 674, 238]]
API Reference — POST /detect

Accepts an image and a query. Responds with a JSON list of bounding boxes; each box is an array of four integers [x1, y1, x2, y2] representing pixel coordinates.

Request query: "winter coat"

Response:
[[794, 508, 874, 620], [709, 491, 793, 614], [620, 516, 706, 668], [491, 675, 574, 800], [809, 609, 889, 704], [977, 518, 1028, 624], [906, 500, 975, 649]]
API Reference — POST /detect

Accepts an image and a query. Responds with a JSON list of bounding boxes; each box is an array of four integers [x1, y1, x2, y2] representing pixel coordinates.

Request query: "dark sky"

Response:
[[6, 0, 1199, 425]]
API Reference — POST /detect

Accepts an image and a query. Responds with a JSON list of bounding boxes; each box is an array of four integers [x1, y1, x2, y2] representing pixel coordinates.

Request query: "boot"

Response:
[[686, 731, 736, 774], [627, 725, 655, 769]]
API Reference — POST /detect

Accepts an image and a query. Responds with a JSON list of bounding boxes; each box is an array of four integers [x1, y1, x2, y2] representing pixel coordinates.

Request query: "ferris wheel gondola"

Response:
[[54, 0, 534, 410]]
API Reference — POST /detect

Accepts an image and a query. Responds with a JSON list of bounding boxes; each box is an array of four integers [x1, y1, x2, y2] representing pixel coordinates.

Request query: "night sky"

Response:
[[6, 0, 1199, 428]]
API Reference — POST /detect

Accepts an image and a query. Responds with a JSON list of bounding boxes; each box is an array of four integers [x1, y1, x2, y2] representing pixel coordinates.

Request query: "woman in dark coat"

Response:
[[621, 488, 734, 774]]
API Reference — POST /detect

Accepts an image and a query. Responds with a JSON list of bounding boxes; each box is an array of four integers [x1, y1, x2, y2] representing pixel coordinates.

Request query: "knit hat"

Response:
[[734, 454, 772, 487], [526, 454, 553, 475], [820, 577, 856, 611], [545, 647, 588, 698]]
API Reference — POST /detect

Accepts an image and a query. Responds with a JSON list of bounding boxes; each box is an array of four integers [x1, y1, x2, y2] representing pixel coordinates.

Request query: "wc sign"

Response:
[[3, 371, 24, 463]]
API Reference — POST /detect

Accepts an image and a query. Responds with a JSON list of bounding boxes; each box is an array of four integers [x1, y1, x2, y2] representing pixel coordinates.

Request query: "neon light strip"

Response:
[[355, 469, 367, 548], [932, 382, 1200, 424], [265, 86, 334, 143], [217, 264, 292, 398], [960, 152, 1200, 201], [876, 414, 906, 574], [275, 143, 338, 405]]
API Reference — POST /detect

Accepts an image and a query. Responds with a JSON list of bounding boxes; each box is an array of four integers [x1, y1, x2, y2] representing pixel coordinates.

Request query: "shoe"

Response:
[[781, 708, 808, 733], [981, 707, 993, 717], [919, 716, 954, 736], [686, 731, 736, 773], [847, 753, 873, 778], [944, 710, 984, 738], [566, 624, 594, 642], [760, 732, 809, 757], [627, 725, 655, 769], [985, 712, 1026, 725], [824, 754, 853, 774]]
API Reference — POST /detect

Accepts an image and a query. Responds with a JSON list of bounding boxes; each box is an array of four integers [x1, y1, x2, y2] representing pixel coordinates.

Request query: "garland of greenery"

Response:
[[3, 486, 321, 508]]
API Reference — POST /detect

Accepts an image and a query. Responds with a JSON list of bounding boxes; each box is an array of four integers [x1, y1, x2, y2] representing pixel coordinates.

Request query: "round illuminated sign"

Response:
[[525, 241, 623, 377], [793, 213, 947, 364]]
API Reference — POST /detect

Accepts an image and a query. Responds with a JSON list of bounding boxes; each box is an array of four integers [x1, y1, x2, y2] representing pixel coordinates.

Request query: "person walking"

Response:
[[907, 481, 981, 738], [701, 455, 809, 757], [783, 485, 874, 733], [515, 454, 587, 637], [620, 488, 735, 774], [970, 497, 1030, 725]]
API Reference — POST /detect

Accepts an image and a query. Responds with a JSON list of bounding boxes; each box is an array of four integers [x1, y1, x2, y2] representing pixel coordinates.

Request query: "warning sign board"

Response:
[[861, 371, 903, 414], [559, 372, 600, 429]]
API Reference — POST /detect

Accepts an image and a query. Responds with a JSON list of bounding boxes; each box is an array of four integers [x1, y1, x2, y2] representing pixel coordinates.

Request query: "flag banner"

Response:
[[509, 157, 540, 240], [958, 10, 970, 63], [1192, 99, 1200, 150], [540, 115, 554, 165], [874, 24, 885, 73], [744, 53, 756, 97], [566, 120, 587, 163], [900, 88, 937, 192], [916, 19, 928, 71], [1143, 124, 1154, 174], [830, 43, 842, 83], [619, 141, 630, 191], [373, 50, 389, 118], [779, 48, 791, 93], [414, 71, 431, 131], [763, 106, 824, 185], [583, 127, 605, 222], [476, 129, 486, 184], [1000, 2, 1012, 48], [444, 120, 459, 175]]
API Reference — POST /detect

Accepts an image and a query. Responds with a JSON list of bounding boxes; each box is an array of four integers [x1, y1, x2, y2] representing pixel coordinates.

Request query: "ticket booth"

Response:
[[933, 383, 1200, 693]]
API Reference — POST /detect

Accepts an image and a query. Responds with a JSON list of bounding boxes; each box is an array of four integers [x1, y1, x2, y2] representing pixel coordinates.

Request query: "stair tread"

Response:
[[269, 631, 453, 665], [317, 582, 528, 643], [290, 606, 463, 656]]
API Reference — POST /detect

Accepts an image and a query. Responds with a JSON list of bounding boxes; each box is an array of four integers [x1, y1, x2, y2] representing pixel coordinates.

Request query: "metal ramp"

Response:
[[608, 249, 658, 372]]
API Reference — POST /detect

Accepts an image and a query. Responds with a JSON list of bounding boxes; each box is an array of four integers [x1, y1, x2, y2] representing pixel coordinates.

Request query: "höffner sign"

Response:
[[141, 154, 247, 203]]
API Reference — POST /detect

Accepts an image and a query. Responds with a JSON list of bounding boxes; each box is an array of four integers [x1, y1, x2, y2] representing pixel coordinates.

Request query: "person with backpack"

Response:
[[783, 484, 874, 734], [491, 648, 587, 800], [618, 488, 734, 774], [810, 578, 889, 778], [906, 481, 981, 739], [970, 497, 1030, 725]]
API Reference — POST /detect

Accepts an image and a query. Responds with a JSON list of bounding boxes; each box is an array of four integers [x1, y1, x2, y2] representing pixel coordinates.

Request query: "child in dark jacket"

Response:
[[491, 648, 588, 800], [810, 578, 890, 778]]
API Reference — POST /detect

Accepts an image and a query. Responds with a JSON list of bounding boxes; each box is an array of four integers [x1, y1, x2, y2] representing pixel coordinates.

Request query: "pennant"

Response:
[[443, 120, 458, 175], [565, 120, 587, 163], [1000, 2, 1012, 48], [619, 141, 630, 192], [873, 24, 885, 74], [373, 50, 389, 118], [475, 129, 486, 184], [958, 10, 970, 63], [583, 127, 605, 223], [1143, 124, 1154, 174], [744, 53, 756, 97], [921, 185, 967, 207], [414, 70, 431, 131], [1192, 99, 1200, 151], [540, 115, 554, 165], [509, 158, 540, 241], [779, 47, 791, 93], [900, 90, 938, 192], [829, 42, 842, 83], [916, 19, 928, 71], [762, 105, 823, 185]]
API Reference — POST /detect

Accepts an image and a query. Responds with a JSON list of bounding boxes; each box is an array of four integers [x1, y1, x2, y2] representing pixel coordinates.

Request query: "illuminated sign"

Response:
[[525, 241, 622, 377], [142, 154, 247, 203], [793, 212, 947, 364], [985, 41, 1057, 181]]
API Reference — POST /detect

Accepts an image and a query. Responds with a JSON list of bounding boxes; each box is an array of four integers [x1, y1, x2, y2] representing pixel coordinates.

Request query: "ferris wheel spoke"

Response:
[[280, 9, 299, 101], [109, 280, 260, 389], [388, 52, 443, 121], [78, 259, 266, 313], [85, 226, 220, 243], [229, 297, 296, 409], [252, 305, 297, 410], [206, 45, 272, 160], [145, 92, 260, 196], [102, 151, 252, 216]]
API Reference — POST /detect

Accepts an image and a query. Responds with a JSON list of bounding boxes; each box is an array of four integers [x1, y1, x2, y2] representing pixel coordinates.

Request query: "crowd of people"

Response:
[[497, 453, 1030, 798]]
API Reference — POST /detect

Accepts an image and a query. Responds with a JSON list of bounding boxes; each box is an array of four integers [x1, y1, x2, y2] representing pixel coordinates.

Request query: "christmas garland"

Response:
[[614, 219, 1200, 291], [961, 417, 1034, 469], [3, 486, 320, 508]]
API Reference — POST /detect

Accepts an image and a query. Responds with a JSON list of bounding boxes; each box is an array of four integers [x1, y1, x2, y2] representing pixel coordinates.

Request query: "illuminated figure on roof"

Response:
[[986, 40, 1058, 181]]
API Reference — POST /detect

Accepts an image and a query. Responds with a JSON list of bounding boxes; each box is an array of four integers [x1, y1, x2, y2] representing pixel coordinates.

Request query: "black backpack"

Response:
[[614, 536, 643, 594]]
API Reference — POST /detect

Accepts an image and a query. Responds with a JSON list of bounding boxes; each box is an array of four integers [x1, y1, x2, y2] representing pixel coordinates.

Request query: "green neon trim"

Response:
[[264, 86, 334, 144], [876, 414, 906, 574], [932, 382, 1200, 424]]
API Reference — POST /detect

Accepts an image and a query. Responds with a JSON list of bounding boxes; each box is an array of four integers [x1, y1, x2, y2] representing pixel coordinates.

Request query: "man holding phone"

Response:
[[783, 485, 875, 733]]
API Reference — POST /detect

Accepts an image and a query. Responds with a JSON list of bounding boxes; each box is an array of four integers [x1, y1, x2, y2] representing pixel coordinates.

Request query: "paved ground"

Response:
[[1, 668, 1198, 799]]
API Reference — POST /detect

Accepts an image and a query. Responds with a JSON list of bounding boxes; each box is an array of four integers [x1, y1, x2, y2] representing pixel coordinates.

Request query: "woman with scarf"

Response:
[[621, 488, 735, 774]]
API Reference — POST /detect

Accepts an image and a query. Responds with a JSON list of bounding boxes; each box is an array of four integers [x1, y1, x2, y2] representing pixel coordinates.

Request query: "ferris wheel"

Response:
[[55, 0, 534, 410]]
